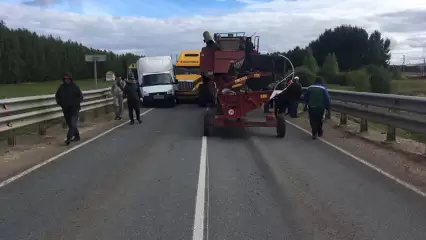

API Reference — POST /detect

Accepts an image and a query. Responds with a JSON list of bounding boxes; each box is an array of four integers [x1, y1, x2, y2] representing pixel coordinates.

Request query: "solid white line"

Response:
[[0, 108, 154, 189], [286, 120, 426, 198], [192, 136, 207, 240]]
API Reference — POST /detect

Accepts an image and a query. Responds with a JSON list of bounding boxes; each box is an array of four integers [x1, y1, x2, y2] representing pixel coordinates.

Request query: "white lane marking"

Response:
[[0, 108, 154, 189], [286, 120, 426, 198], [192, 136, 207, 240]]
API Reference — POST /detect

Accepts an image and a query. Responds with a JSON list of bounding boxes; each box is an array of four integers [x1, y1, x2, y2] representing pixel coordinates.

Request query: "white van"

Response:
[[136, 56, 178, 107]]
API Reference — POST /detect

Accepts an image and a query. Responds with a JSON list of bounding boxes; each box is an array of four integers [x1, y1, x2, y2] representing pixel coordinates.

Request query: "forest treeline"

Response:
[[267, 25, 397, 93], [0, 20, 139, 84], [0, 20, 399, 93]]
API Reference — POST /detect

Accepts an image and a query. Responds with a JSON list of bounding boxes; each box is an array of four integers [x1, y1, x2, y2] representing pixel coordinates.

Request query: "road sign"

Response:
[[85, 55, 106, 87], [85, 54, 106, 62]]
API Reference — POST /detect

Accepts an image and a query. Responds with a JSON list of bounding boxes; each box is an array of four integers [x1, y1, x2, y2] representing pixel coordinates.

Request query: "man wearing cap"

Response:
[[123, 77, 142, 124], [55, 73, 83, 145], [288, 76, 302, 118], [273, 77, 302, 118]]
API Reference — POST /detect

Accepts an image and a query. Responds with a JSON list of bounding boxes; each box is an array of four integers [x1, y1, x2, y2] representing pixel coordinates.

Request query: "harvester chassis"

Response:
[[201, 71, 286, 138]]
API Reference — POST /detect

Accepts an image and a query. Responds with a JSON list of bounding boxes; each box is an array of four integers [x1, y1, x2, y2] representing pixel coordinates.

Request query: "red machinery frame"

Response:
[[200, 31, 286, 137]]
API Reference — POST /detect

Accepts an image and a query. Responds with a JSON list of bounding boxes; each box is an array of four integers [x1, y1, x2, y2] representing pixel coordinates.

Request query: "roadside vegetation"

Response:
[[267, 25, 426, 96], [0, 79, 112, 99], [0, 20, 138, 98]]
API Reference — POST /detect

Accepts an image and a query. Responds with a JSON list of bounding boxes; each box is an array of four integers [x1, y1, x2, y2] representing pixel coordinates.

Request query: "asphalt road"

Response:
[[0, 105, 425, 240]]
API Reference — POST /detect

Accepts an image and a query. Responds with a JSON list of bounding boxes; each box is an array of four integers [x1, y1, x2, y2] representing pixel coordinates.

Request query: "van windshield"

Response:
[[142, 73, 173, 86]]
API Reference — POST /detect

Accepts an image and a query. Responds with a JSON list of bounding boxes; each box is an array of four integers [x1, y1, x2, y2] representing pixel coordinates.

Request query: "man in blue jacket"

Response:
[[304, 76, 330, 139]]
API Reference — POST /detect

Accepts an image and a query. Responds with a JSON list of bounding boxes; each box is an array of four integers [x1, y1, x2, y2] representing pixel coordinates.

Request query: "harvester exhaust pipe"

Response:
[[203, 31, 219, 49]]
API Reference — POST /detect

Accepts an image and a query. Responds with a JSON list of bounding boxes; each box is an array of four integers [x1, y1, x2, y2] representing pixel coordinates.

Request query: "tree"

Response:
[[347, 69, 371, 92], [366, 65, 392, 93], [0, 20, 140, 84], [303, 47, 318, 73], [295, 66, 316, 87], [366, 30, 391, 67], [282, 25, 392, 71], [321, 52, 339, 76]]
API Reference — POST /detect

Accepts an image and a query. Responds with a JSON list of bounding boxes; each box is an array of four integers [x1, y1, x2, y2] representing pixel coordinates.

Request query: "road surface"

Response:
[[0, 105, 425, 240]]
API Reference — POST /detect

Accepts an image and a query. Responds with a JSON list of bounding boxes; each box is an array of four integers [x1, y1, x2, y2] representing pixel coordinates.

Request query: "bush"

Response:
[[321, 52, 339, 76], [365, 65, 392, 93], [391, 67, 403, 80], [347, 69, 371, 92], [322, 72, 347, 85], [295, 66, 316, 87]]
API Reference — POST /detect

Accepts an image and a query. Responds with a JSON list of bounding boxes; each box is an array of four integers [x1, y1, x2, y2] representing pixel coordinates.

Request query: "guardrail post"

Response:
[[93, 108, 99, 118], [340, 113, 347, 125], [62, 120, 67, 129], [104, 105, 110, 114], [38, 122, 47, 136], [7, 130, 16, 146], [79, 112, 85, 123], [386, 108, 396, 142], [360, 104, 368, 132], [325, 108, 331, 120]]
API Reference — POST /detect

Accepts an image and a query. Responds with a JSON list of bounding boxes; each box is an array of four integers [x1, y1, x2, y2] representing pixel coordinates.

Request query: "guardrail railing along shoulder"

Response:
[[0, 88, 114, 146], [299, 87, 426, 154]]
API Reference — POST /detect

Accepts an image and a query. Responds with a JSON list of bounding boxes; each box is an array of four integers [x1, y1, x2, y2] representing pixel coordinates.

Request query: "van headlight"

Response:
[[143, 91, 149, 96], [167, 89, 173, 94]]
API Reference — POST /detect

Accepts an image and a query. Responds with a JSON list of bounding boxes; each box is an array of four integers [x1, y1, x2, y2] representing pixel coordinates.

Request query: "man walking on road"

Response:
[[111, 76, 125, 120], [304, 76, 330, 139], [123, 77, 142, 125], [55, 73, 83, 145]]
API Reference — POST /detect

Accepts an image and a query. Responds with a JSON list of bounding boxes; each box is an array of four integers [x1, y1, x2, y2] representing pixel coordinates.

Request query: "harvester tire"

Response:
[[276, 114, 286, 138]]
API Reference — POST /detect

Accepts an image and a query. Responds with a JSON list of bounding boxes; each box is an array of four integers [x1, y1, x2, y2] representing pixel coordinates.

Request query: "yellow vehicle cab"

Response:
[[174, 50, 202, 102]]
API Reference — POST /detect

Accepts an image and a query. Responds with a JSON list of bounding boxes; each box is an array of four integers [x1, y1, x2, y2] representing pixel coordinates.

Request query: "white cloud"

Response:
[[1, 0, 426, 64]]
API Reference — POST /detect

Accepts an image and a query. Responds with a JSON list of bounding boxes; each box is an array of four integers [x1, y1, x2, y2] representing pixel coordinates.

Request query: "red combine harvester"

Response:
[[199, 31, 294, 137]]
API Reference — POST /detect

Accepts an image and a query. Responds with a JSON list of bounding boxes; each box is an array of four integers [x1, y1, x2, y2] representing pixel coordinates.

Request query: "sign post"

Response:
[[85, 54, 106, 88]]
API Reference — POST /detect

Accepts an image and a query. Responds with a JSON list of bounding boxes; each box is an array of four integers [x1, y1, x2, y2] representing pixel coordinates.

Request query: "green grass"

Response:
[[392, 79, 426, 96], [327, 79, 426, 96], [325, 84, 355, 91], [0, 79, 112, 99]]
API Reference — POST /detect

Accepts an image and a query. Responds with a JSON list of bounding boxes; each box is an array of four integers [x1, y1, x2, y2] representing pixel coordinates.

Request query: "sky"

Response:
[[0, 0, 426, 64]]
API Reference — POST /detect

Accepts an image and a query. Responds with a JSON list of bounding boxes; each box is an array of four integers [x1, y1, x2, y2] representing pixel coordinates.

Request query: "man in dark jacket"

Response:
[[55, 73, 83, 145], [304, 76, 331, 139], [123, 77, 142, 124], [273, 78, 303, 117]]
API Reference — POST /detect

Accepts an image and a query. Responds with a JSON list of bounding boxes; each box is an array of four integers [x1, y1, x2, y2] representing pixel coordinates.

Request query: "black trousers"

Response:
[[62, 107, 80, 140], [308, 106, 325, 136], [127, 100, 141, 121]]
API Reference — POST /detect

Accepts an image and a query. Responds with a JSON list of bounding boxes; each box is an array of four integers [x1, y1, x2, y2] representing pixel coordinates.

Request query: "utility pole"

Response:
[[402, 55, 405, 73]]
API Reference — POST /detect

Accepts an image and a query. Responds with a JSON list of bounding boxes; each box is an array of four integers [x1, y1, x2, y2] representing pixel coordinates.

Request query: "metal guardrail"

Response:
[[0, 88, 114, 145], [300, 88, 426, 143]]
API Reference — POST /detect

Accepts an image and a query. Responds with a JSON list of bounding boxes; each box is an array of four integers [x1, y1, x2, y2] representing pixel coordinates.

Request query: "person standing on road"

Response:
[[288, 76, 302, 118], [304, 76, 330, 139], [273, 78, 302, 117], [111, 76, 125, 120], [55, 73, 83, 145], [123, 77, 142, 125]]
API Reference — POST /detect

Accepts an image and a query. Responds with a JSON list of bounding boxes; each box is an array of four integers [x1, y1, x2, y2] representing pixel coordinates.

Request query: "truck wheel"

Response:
[[276, 114, 286, 138]]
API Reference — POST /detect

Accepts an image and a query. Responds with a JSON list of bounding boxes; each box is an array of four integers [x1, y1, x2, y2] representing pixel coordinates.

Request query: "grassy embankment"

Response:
[[326, 78, 426, 143], [0, 79, 112, 99]]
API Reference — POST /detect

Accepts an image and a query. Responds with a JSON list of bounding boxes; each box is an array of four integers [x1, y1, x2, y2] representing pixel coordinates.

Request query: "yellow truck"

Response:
[[174, 50, 203, 105]]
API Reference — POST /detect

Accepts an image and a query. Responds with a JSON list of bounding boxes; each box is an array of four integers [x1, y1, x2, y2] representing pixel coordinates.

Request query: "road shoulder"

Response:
[[0, 108, 151, 182], [286, 114, 426, 195]]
